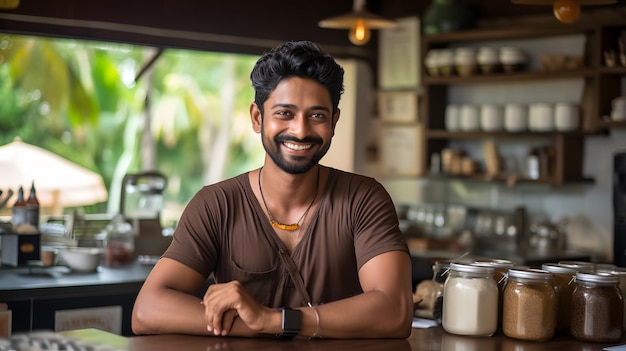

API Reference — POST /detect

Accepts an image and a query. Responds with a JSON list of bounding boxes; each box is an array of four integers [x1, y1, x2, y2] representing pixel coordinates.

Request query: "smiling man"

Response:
[[132, 40, 413, 339]]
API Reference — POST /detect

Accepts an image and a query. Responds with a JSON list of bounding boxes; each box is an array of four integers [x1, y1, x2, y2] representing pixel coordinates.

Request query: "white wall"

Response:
[[321, 59, 374, 175]]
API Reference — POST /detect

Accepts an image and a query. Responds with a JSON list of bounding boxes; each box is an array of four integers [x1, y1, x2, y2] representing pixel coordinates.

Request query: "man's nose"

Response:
[[290, 114, 311, 138]]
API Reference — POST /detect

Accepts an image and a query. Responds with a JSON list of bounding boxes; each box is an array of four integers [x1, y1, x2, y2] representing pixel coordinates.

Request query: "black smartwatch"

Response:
[[275, 307, 301, 339]]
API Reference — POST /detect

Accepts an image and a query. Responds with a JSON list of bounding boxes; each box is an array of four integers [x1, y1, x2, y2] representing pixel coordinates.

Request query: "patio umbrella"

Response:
[[0, 137, 108, 211]]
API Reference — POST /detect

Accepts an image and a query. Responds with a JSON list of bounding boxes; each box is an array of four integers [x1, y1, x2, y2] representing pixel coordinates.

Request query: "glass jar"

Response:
[[557, 260, 595, 272], [609, 267, 626, 331], [442, 262, 498, 336], [541, 263, 577, 334], [104, 214, 135, 266], [474, 259, 515, 326], [503, 268, 555, 341], [432, 259, 453, 325], [571, 272, 623, 342]]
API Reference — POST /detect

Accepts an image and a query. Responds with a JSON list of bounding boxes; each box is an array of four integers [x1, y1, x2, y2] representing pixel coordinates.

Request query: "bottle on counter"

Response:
[[11, 186, 26, 226], [26, 181, 40, 229], [431, 259, 453, 325], [104, 213, 135, 267], [442, 262, 499, 337]]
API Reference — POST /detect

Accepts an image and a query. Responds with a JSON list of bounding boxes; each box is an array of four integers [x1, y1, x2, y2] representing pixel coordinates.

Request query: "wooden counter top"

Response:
[[60, 326, 626, 351]]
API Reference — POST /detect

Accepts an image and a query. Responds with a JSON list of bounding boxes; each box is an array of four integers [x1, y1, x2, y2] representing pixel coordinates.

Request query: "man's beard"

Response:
[[260, 125, 331, 175]]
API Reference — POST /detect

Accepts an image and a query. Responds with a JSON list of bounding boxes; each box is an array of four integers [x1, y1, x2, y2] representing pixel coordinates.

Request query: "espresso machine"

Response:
[[119, 171, 167, 238], [614, 152, 626, 267]]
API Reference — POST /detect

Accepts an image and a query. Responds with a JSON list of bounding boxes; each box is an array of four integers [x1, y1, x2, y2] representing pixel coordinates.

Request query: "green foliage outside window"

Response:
[[0, 33, 265, 226]]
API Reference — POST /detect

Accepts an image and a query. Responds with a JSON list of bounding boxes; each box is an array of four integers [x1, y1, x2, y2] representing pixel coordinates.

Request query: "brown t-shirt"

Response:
[[163, 166, 409, 308]]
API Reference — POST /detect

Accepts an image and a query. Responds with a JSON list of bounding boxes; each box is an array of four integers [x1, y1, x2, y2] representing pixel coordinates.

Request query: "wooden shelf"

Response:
[[415, 23, 626, 187], [425, 173, 595, 187], [425, 130, 590, 139], [422, 26, 588, 44], [423, 69, 593, 85]]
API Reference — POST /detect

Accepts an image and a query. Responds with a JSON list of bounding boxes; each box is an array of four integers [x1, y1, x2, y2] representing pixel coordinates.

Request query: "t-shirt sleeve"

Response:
[[352, 178, 409, 270], [162, 186, 220, 277]]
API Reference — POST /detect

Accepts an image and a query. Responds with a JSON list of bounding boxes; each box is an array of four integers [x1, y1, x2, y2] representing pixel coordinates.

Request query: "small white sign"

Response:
[[379, 16, 420, 90], [55, 305, 122, 335], [381, 125, 423, 176], [378, 91, 418, 122]]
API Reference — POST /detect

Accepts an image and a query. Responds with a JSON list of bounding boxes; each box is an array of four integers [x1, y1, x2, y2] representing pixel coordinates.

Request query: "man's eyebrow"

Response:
[[271, 103, 331, 112]]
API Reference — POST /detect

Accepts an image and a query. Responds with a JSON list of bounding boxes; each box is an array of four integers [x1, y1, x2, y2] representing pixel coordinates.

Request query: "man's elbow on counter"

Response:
[[131, 303, 152, 335]]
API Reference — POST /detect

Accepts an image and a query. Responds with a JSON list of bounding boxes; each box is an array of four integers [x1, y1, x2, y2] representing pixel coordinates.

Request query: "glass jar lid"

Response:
[[557, 261, 595, 272], [542, 263, 577, 275], [508, 268, 552, 280], [474, 259, 515, 269], [450, 262, 494, 274], [575, 271, 619, 284]]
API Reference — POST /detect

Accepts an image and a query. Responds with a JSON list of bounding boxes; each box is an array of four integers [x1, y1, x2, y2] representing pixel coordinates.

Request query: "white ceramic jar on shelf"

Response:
[[445, 104, 460, 131], [480, 104, 504, 132], [554, 103, 579, 131], [504, 103, 528, 132], [459, 104, 480, 132], [529, 103, 554, 132]]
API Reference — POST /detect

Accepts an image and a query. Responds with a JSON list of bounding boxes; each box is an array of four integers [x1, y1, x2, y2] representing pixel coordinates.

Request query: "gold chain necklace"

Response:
[[258, 166, 319, 231]]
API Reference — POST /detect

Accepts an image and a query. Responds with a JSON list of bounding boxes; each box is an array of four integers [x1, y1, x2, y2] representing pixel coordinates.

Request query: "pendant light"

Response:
[[511, 0, 617, 24], [318, 0, 397, 46]]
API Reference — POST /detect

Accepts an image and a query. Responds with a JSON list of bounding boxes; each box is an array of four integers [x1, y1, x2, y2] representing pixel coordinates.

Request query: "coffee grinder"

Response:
[[119, 171, 167, 238]]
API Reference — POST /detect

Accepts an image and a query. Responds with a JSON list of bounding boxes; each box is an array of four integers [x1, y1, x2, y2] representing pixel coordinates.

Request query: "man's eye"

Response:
[[311, 113, 325, 119], [276, 110, 293, 117]]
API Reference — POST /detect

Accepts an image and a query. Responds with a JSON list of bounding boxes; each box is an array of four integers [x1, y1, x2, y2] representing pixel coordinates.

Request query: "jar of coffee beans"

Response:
[[443, 262, 499, 336], [502, 268, 555, 341], [541, 263, 577, 334], [571, 272, 623, 342]]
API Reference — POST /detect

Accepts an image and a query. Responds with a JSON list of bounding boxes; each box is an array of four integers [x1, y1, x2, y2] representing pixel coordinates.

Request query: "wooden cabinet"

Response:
[[420, 23, 626, 186]]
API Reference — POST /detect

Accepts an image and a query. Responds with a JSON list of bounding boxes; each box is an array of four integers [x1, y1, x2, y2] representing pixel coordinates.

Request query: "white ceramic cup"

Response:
[[445, 105, 460, 131], [459, 104, 480, 131], [480, 104, 504, 132], [529, 103, 554, 132], [612, 96, 626, 121], [554, 103, 579, 131], [504, 103, 528, 132]]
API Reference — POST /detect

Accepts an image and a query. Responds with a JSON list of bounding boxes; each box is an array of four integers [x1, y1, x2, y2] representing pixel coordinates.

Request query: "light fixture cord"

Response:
[[353, 0, 366, 11]]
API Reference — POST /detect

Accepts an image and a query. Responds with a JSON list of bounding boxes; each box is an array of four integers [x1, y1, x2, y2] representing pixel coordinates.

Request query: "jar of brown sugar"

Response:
[[502, 268, 555, 341], [571, 271, 623, 342], [541, 263, 577, 334]]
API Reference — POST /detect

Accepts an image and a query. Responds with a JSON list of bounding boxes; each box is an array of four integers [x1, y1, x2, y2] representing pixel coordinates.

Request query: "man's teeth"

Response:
[[284, 142, 312, 151]]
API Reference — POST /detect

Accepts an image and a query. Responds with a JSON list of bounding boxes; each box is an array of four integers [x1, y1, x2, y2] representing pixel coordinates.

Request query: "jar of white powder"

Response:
[[442, 262, 498, 336]]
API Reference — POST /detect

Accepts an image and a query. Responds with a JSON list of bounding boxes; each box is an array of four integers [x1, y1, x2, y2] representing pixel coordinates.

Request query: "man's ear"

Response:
[[331, 108, 340, 137], [251, 102, 262, 134]]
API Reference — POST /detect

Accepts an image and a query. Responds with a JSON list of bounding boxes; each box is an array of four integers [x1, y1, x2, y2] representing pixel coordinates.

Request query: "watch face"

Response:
[[277, 308, 301, 339]]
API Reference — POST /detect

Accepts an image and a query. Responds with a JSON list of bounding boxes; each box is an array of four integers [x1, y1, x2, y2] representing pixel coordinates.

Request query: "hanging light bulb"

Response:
[[319, 0, 396, 46], [349, 20, 371, 45], [553, 0, 581, 23], [511, 0, 616, 24]]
